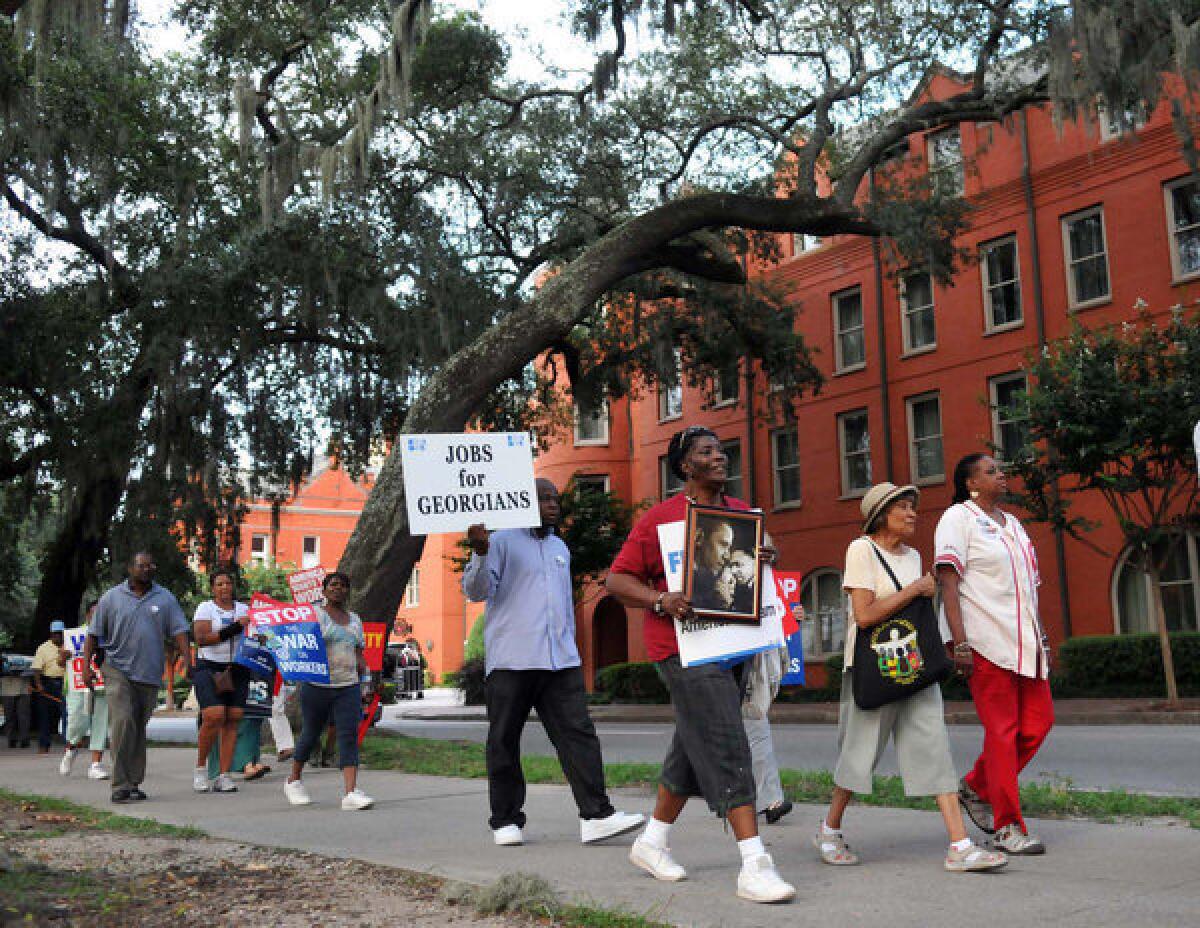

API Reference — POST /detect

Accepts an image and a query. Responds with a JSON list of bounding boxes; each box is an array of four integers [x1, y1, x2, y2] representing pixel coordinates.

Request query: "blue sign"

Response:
[[250, 621, 330, 684], [234, 635, 276, 679], [781, 629, 806, 686]]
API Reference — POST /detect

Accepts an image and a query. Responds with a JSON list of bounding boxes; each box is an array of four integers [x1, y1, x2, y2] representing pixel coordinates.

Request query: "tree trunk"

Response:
[[1146, 559, 1181, 708]]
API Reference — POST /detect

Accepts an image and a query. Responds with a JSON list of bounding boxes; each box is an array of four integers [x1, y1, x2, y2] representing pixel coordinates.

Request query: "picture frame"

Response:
[[682, 503, 764, 623]]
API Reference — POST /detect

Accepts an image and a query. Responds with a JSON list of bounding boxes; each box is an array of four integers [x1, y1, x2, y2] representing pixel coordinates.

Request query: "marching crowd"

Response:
[[3, 424, 1053, 907]]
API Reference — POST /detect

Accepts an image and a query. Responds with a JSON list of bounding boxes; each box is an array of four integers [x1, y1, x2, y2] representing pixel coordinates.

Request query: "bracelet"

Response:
[[952, 641, 971, 655], [653, 592, 666, 615]]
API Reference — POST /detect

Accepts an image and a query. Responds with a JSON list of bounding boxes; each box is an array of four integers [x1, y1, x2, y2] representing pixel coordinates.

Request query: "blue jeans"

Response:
[[294, 684, 360, 769]]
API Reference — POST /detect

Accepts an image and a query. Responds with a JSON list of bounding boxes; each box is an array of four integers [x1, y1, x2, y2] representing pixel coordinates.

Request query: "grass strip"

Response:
[[360, 731, 1200, 828], [0, 787, 205, 838]]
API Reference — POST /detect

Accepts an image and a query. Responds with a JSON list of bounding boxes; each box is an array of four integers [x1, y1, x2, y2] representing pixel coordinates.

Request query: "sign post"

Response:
[[400, 432, 539, 535]]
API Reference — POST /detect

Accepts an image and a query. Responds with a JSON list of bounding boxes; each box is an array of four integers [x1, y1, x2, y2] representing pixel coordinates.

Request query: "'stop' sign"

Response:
[[400, 432, 540, 535]]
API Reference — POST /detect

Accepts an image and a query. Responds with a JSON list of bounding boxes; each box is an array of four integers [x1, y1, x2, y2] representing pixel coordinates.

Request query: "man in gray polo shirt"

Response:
[[85, 551, 191, 803]]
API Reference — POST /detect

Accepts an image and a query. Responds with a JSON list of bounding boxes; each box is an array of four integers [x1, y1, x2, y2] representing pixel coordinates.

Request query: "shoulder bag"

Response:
[[851, 543, 952, 710]]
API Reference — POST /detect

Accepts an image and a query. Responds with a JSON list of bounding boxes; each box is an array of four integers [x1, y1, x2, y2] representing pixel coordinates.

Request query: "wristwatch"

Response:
[[653, 592, 666, 615]]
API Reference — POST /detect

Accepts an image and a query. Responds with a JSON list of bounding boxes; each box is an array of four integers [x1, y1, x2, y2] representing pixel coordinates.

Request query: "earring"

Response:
[[970, 490, 980, 499]]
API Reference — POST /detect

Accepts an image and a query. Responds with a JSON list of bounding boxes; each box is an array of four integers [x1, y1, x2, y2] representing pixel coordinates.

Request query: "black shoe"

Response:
[[129, 788, 148, 801], [762, 800, 793, 825], [111, 789, 132, 804]]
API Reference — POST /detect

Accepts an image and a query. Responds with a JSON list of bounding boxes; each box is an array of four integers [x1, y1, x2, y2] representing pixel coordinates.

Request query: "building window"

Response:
[[1062, 206, 1111, 307], [1165, 177, 1200, 281], [1097, 98, 1148, 141], [573, 398, 610, 446], [801, 568, 846, 660], [1114, 533, 1200, 634], [838, 409, 872, 496], [657, 348, 683, 422], [900, 270, 936, 353], [301, 536, 319, 569], [927, 127, 964, 196], [721, 439, 744, 501], [980, 235, 1023, 331], [905, 393, 944, 484], [792, 233, 823, 256], [404, 567, 421, 608], [713, 360, 740, 407], [573, 473, 611, 497], [659, 454, 684, 500], [250, 534, 270, 565], [832, 287, 865, 372], [771, 428, 801, 507], [990, 372, 1031, 462]]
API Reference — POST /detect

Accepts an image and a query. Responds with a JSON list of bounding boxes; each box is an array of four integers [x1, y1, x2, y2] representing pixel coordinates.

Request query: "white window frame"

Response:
[[1061, 205, 1112, 309], [927, 127, 964, 197], [832, 286, 866, 373], [1097, 98, 1148, 142], [659, 454, 685, 500], [905, 392, 945, 485], [573, 398, 610, 446], [989, 372, 1030, 462], [573, 473, 611, 496], [301, 535, 320, 569], [900, 270, 936, 355], [712, 360, 740, 407], [657, 348, 684, 422], [792, 233, 824, 257], [837, 408, 872, 498], [770, 427, 802, 508], [250, 533, 270, 565], [980, 235, 1024, 333], [404, 566, 421, 608], [801, 568, 847, 661], [1164, 176, 1200, 283], [1112, 533, 1200, 634]]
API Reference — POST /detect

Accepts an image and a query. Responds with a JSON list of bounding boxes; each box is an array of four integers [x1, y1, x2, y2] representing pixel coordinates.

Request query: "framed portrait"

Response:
[[682, 504, 764, 623]]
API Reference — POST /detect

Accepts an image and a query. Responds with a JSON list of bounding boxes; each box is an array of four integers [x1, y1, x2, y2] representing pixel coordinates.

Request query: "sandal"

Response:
[[242, 763, 271, 781], [945, 841, 1008, 872], [812, 827, 860, 866]]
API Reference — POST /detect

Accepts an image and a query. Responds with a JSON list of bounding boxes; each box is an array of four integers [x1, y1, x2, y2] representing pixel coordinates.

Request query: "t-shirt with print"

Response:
[[841, 537, 929, 670], [194, 600, 250, 664], [312, 606, 364, 687]]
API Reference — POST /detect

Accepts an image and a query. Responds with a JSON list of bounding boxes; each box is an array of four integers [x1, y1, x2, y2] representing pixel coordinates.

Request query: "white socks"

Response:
[[737, 836, 766, 863], [641, 817, 672, 848], [951, 837, 973, 852]]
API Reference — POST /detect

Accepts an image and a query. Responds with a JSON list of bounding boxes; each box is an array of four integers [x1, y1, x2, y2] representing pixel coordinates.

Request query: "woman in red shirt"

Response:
[[606, 426, 795, 905]]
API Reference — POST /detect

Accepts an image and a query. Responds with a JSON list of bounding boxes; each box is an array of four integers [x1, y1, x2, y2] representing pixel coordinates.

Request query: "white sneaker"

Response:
[[193, 768, 211, 793], [87, 762, 109, 780], [58, 748, 78, 777], [213, 773, 238, 793], [341, 788, 374, 811], [737, 854, 796, 903], [492, 824, 524, 846], [283, 778, 312, 806], [581, 810, 645, 844], [629, 836, 687, 882]]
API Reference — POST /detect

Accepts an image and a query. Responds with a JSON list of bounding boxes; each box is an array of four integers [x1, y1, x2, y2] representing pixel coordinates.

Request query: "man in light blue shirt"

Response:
[[464, 478, 643, 848]]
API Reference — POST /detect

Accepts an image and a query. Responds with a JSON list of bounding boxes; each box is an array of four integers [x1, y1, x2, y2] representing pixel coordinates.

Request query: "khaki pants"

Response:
[[105, 665, 158, 792]]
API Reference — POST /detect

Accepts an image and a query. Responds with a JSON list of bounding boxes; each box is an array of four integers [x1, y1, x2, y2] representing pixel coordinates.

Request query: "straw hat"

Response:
[[860, 482, 919, 533]]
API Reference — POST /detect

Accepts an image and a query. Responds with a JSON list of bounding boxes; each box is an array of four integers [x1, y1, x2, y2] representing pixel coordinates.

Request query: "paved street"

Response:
[[144, 699, 1200, 797], [0, 745, 1196, 928]]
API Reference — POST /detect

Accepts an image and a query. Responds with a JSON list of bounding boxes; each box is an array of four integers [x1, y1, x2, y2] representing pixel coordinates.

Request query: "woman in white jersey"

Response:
[[814, 483, 1006, 873], [935, 453, 1053, 856]]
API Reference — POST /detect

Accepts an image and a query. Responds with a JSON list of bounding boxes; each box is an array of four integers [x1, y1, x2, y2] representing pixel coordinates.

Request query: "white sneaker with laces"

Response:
[[213, 773, 238, 793], [736, 854, 796, 904], [193, 768, 211, 793], [992, 823, 1045, 855], [87, 762, 110, 780], [581, 810, 645, 844], [629, 836, 687, 882], [341, 788, 374, 811], [59, 748, 78, 777], [283, 778, 312, 806], [492, 824, 523, 846]]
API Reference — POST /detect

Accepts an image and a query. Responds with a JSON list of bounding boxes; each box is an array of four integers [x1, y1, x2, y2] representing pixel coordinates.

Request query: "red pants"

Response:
[[964, 651, 1054, 832]]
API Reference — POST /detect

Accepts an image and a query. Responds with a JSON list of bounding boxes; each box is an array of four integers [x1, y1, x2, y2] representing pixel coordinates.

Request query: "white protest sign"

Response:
[[63, 625, 103, 693], [400, 432, 540, 535], [1194, 420, 1200, 480], [287, 566, 327, 605], [657, 520, 785, 667]]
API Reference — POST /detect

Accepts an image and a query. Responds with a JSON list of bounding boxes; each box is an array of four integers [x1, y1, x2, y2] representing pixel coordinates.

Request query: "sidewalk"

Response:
[[399, 695, 1200, 725], [0, 746, 1195, 928]]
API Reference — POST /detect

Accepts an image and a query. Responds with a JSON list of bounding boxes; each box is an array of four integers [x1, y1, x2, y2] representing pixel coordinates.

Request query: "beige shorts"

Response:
[[832, 672, 958, 797]]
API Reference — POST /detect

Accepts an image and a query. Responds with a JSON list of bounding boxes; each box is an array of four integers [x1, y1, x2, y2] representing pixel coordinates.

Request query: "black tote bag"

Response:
[[851, 543, 953, 710]]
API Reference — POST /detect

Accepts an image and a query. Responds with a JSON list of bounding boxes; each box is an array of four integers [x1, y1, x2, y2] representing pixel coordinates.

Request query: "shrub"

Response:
[[1053, 633, 1200, 698], [594, 661, 669, 704], [457, 657, 487, 705], [464, 614, 486, 663]]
